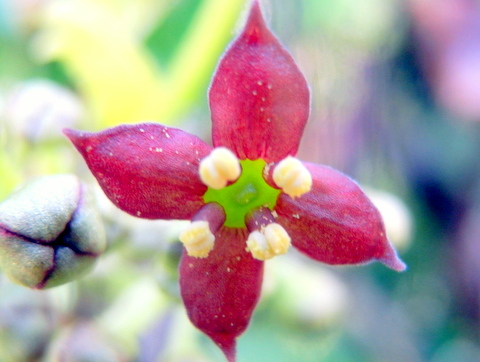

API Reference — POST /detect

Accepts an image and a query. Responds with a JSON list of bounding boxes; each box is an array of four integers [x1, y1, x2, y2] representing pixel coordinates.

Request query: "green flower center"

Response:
[[203, 159, 281, 228]]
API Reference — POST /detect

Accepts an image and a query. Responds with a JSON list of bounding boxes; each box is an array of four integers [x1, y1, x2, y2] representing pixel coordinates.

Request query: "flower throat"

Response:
[[203, 159, 280, 228]]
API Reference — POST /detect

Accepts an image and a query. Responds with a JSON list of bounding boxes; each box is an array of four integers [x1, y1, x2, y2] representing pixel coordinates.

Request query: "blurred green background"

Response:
[[1, 0, 480, 361]]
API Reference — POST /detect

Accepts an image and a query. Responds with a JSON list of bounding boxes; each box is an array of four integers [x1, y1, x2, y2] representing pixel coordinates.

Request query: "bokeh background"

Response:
[[1, 0, 480, 361]]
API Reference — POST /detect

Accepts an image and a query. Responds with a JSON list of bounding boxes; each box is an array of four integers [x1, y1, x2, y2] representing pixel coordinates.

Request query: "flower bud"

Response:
[[0, 174, 106, 289], [4, 79, 83, 143], [263, 257, 348, 329]]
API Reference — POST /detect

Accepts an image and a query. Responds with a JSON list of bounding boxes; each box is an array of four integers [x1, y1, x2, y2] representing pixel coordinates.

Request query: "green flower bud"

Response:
[[0, 175, 106, 289]]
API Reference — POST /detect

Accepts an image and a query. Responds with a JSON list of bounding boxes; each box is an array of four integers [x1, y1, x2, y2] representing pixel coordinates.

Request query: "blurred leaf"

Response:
[[145, 0, 203, 66], [161, 0, 246, 121], [34, 0, 164, 128], [33, 0, 246, 128]]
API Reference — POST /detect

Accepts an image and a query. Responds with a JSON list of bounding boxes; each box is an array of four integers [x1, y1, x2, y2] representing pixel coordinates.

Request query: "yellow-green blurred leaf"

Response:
[[34, 0, 165, 128]]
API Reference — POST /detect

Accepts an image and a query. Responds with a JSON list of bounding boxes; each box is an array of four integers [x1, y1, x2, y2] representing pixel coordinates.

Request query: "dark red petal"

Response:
[[64, 123, 211, 220], [209, 0, 310, 162], [179, 227, 264, 361], [275, 163, 406, 271]]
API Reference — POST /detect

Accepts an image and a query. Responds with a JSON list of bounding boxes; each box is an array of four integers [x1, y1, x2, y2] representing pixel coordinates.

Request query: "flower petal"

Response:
[[275, 163, 406, 271], [179, 227, 264, 361], [209, 0, 310, 162], [64, 123, 211, 220]]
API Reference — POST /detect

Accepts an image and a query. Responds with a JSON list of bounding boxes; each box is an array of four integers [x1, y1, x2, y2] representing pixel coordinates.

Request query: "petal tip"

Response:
[[247, 0, 262, 23], [62, 127, 75, 139], [63, 128, 86, 147], [211, 334, 237, 362], [63, 128, 94, 158], [241, 0, 272, 44], [378, 246, 407, 272]]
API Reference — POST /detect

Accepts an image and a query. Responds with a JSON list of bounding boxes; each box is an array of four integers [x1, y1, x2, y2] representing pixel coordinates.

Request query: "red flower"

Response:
[[64, 1, 405, 361]]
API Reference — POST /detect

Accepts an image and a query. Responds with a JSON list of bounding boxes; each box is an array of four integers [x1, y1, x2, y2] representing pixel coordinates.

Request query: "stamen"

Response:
[[246, 223, 291, 260], [179, 202, 225, 258], [199, 147, 241, 189], [179, 221, 215, 258], [264, 223, 291, 254], [272, 156, 312, 198]]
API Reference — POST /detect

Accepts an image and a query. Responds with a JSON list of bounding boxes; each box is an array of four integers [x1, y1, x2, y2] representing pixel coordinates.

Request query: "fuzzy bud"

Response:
[[0, 175, 106, 289]]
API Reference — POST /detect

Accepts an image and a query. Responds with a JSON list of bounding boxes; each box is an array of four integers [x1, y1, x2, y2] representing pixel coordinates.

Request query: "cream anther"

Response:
[[179, 221, 215, 258], [273, 156, 312, 198], [199, 147, 241, 189], [246, 223, 291, 260]]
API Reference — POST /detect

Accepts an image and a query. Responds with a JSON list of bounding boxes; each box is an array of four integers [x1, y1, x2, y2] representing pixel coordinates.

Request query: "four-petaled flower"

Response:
[[64, 1, 405, 361]]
